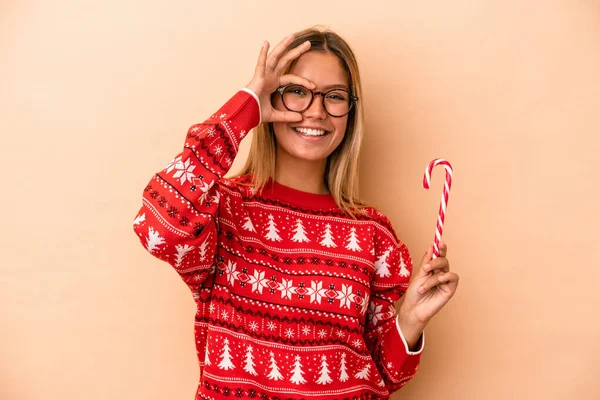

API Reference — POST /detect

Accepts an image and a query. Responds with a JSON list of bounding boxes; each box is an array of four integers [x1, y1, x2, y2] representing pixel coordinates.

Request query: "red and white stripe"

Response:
[[422, 159, 453, 259]]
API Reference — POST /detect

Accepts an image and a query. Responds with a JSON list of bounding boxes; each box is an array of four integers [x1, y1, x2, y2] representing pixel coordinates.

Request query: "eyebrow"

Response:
[[317, 84, 350, 91]]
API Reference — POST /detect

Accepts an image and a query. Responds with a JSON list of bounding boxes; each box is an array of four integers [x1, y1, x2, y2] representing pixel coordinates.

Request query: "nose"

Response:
[[303, 93, 327, 119]]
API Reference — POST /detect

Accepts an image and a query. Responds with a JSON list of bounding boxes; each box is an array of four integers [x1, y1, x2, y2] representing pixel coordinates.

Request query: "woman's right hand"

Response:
[[245, 35, 315, 123]]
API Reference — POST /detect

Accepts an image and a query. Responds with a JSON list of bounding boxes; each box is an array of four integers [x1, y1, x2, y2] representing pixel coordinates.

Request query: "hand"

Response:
[[245, 35, 315, 123], [399, 243, 459, 329]]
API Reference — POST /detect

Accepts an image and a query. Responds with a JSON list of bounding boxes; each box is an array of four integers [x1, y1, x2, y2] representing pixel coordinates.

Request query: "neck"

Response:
[[274, 152, 329, 195]]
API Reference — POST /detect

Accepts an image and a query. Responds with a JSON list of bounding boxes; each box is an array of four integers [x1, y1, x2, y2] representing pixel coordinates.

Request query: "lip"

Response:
[[291, 126, 331, 141], [291, 125, 331, 132]]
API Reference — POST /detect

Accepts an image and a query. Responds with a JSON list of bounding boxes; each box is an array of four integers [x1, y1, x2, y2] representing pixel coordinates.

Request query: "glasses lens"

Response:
[[323, 90, 351, 117], [282, 85, 311, 112]]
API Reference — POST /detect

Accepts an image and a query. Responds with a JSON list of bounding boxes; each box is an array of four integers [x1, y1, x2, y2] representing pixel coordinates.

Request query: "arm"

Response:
[[364, 222, 424, 393], [132, 90, 260, 296]]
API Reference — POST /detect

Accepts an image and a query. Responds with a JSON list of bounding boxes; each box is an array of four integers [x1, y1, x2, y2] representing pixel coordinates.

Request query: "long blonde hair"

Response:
[[235, 27, 366, 217]]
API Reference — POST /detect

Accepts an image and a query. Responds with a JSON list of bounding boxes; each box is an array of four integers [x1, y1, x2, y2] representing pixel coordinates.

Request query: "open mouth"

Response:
[[293, 127, 330, 137]]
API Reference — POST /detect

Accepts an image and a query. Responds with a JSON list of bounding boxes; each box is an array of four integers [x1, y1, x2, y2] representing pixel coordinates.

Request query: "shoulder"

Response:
[[358, 206, 398, 237], [360, 207, 412, 268], [218, 174, 255, 197]]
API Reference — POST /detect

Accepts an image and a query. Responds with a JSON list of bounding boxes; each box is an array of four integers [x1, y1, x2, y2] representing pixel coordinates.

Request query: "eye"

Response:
[[286, 86, 308, 96], [326, 91, 349, 102]]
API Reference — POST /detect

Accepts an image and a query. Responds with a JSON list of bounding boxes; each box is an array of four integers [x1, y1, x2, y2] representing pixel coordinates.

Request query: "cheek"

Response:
[[333, 118, 348, 142], [272, 122, 288, 142]]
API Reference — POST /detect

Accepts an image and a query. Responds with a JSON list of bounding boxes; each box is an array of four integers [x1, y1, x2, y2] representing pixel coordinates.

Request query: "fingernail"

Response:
[[424, 264, 430, 272], [418, 286, 425, 294]]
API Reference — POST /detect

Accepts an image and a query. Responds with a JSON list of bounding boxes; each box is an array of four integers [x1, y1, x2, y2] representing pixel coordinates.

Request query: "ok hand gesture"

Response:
[[245, 35, 315, 123]]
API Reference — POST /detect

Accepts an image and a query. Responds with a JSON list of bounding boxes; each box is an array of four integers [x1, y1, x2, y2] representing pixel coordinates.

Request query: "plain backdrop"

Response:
[[1, 0, 599, 399]]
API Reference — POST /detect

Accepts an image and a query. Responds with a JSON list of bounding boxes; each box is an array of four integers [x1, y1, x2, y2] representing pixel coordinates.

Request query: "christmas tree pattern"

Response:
[[289, 355, 306, 384], [217, 338, 235, 370], [198, 233, 212, 261], [133, 213, 145, 226], [198, 179, 216, 204], [398, 250, 410, 277], [320, 224, 337, 248], [264, 214, 282, 242], [225, 196, 232, 215], [354, 363, 371, 380], [339, 353, 349, 382], [345, 227, 362, 251], [315, 355, 332, 385], [174, 244, 194, 268], [267, 352, 283, 381], [291, 218, 310, 243], [204, 346, 211, 366], [145, 227, 165, 254], [374, 247, 393, 277], [243, 345, 257, 376], [242, 215, 256, 232]]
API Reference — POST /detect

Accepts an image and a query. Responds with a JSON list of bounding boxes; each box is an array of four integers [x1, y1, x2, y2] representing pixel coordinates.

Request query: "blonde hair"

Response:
[[236, 27, 366, 217]]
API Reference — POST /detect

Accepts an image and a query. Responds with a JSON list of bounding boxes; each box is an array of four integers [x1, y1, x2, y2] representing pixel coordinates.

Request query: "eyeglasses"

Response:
[[276, 84, 359, 117]]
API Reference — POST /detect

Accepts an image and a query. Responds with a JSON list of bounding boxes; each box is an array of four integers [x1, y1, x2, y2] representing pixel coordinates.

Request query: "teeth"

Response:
[[295, 127, 326, 136]]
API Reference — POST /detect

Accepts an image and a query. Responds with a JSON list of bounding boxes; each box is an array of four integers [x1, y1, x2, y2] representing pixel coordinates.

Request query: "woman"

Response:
[[133, 28, 459, 400]]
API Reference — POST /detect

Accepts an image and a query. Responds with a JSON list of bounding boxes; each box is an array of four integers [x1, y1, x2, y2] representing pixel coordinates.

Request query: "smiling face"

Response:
[[272, 51, 350, 165]]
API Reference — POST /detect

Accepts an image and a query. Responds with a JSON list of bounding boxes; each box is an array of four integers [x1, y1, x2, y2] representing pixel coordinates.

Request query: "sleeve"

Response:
[[132, 90, 260, 298], [364, 216, 425, 393]]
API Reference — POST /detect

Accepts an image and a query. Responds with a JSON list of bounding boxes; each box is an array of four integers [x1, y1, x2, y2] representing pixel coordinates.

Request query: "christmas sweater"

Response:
[[133, 90, 424, 400]]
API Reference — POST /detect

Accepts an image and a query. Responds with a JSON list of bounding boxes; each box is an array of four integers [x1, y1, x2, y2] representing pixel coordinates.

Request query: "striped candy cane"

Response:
[[423, 159, 453, 259]]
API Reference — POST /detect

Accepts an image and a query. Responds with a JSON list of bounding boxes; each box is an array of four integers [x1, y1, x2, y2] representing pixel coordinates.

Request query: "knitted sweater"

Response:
[[133, 90, 424, 400]]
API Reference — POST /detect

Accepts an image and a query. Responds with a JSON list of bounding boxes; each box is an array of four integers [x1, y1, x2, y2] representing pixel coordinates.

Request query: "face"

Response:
[[272, 51, 350, 164]]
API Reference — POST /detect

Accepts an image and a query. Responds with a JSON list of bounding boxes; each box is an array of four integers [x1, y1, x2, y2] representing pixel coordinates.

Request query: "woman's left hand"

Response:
[[399, 243, 459, 328]]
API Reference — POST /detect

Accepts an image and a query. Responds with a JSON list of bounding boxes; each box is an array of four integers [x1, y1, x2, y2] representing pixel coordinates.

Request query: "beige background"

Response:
[[1, 0, 599, 399]]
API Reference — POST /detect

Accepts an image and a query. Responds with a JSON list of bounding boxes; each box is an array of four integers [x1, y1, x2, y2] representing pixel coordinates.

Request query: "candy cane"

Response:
[[423, 158, 453, 259]]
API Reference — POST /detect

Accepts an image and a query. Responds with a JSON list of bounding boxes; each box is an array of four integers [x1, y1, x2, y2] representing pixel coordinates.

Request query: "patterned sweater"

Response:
[[133, 90, 424, 400]]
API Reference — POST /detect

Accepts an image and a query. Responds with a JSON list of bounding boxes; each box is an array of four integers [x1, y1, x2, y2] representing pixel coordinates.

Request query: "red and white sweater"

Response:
[[133, 90, 424, 400]]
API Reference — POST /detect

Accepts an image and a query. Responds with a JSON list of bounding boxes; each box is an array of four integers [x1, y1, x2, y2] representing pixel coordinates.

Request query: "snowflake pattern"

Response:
[[171, 157, 196, 185], [267, 321, 277, 331], [215, 260, 371, 315]]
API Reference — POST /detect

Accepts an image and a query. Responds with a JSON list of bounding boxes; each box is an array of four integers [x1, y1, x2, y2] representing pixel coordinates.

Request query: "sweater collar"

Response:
[[260, 179, 338, 210]]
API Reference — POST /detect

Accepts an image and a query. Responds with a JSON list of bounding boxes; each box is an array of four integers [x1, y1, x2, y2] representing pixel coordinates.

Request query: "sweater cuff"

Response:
[[396, 316, 425, 355], [240, 88, 262, 125]]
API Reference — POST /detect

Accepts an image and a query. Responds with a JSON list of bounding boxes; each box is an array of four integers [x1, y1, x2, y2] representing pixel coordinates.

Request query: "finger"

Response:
[[269, 109, 303, 123], [419, 246, 433, 269], [423, 256, 450, 274], [437, 272, 460, 297], [255, 41, 270, 74], [278, 74, 315, 89], [417, 271, 445, 294], [266, 34, 296, 70], [274, 40, 312, 74], [416, 246, 434, 278], [418, 271, 459, 295], [438, 272, 459, 287], [438, 242, 448, 258]]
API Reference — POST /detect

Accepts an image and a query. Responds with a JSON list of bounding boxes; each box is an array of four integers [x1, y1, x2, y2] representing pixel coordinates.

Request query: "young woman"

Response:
[[133, 28, 459, 400]]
